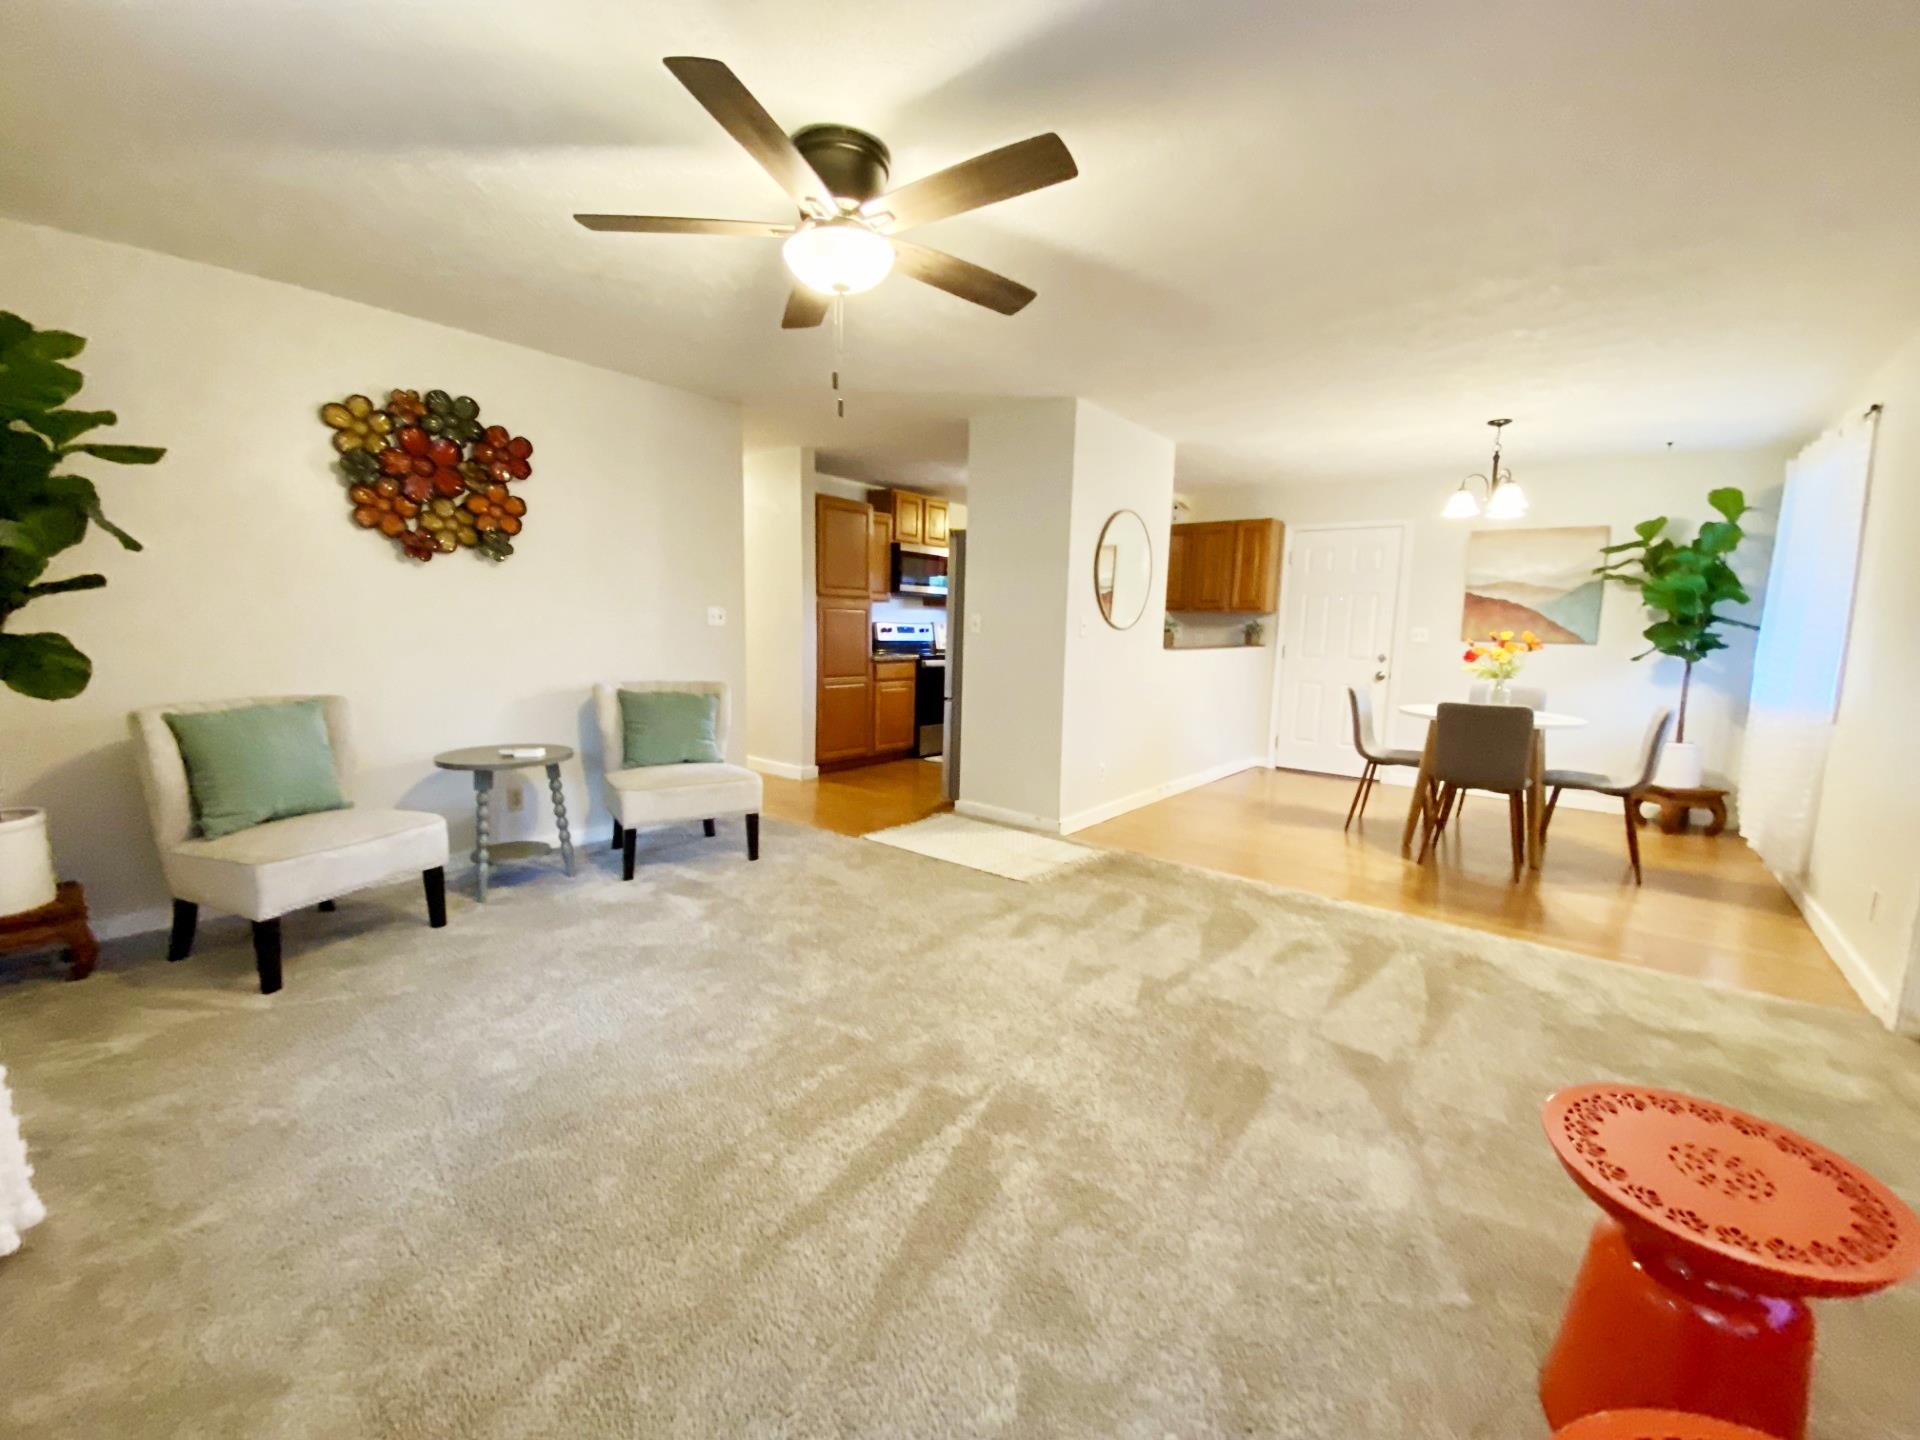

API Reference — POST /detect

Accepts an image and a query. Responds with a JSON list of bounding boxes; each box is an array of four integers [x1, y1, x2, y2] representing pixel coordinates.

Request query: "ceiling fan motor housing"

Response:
[[790, 124, 892, 205]]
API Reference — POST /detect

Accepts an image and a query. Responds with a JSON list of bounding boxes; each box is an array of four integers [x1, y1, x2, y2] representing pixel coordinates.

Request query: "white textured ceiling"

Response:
[[5, 0, 1919, 485]]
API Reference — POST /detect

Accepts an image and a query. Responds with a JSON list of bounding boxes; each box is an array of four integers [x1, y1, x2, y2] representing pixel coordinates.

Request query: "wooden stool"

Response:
[[0, 881, 99, 981], [1637, 785, 1728, 835], [1555, 1410, 1777, 1438], [1540, 1084, 1920, 1439]]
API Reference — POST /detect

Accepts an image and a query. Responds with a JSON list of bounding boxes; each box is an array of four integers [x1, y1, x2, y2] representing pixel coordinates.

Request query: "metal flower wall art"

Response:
[[319, 390, 533, 562]]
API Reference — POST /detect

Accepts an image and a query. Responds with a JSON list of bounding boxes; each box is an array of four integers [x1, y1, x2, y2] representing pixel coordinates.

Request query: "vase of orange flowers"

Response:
[[1463, 630, 1543, 701]]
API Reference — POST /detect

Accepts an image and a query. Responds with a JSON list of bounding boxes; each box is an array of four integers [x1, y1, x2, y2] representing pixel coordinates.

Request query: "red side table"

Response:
[[1540, 1084, 1920, 1440], [1555, 1411, 1777, 1439]]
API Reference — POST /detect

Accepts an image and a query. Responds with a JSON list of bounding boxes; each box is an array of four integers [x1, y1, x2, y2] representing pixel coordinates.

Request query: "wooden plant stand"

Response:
[[1637, 785, 1729, 836], [0, 882, 99, 981]]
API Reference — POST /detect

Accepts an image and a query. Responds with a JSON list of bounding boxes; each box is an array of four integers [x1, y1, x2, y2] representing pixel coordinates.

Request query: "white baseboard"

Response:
[[1775, 872, 1897, 1025], [1058, 756, 1265, 835], [953, 799, 1061, 833], [747, 755, 818, 781]]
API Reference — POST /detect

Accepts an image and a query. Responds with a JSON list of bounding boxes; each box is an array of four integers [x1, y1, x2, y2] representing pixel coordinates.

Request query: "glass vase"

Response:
[[1490, 679, 1512, 705]]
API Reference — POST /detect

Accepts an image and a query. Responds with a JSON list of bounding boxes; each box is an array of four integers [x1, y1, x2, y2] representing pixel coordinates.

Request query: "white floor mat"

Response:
[[864, 812, 1098, 882]]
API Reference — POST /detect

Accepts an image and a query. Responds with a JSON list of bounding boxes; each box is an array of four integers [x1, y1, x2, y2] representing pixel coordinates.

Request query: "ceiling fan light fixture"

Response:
[[782, 219, 895, 297]]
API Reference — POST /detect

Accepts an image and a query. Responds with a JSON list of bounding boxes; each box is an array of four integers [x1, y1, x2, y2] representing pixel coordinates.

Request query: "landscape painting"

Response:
[[1461, 526, 1608, 644]]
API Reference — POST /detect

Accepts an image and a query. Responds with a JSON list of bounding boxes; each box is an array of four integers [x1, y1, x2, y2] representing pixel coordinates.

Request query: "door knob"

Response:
[[1374, 669, 1387, 682]]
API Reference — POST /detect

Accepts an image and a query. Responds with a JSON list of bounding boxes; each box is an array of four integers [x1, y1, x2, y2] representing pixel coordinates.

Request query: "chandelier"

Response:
[[1442, 418, 1528, 519]]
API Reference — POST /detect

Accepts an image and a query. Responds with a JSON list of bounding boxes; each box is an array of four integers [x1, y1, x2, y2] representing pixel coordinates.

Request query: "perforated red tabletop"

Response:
[[1542, 1084, 1920, 1298]]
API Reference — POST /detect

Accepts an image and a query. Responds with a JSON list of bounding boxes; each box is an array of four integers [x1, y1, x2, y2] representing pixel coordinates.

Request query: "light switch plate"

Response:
[[707, 606, 726, 627], [968, 613, 982, 635], [1410, 626, 1431, 643]]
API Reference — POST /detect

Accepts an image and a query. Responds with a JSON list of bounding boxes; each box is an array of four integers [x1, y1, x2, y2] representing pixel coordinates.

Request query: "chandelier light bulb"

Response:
[[782, 220, 895, 296]]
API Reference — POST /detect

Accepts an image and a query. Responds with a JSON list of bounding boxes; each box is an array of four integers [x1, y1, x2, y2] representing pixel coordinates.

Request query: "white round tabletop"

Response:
[[1399, 702, 1587, 729]]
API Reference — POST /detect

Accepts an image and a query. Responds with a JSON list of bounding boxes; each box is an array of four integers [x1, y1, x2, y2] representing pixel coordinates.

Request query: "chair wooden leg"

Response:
[[167, 899, 198, 961], [746, 812, 760, 861], [703, 818, 717, 838], [1623, 796, 1643, 884], [610, 820, 623, 852], [1543, 786, 1563, 835], [317, 899, 336, 913], [1508, 794, 1524, 882], [1344, 762, 1375, 831], [622, 827, 638, 881], [1417, 785, 1451, 864], [251, 919, 283, 995], [423, 866, 447, 927]]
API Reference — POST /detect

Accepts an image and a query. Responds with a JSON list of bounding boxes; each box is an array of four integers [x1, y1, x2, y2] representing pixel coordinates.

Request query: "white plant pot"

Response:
[[1653, 741, 1703, 791], [0, 809, 58, 919]]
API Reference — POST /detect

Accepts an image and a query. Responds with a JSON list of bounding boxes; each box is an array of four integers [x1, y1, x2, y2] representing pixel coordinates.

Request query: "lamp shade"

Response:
[[1485, 480, 1528, 519], [782, 220, 895, 296], [1442, 486, 1482, 519]]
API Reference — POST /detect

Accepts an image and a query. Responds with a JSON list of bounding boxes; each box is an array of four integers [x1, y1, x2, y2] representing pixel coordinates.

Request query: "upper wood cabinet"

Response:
[[890, 490, 926, 546], [923, 498, 949, 545], [817, 494, 872, 599], [1166, 518, 1284, 614], [868, 511, 893, 598]]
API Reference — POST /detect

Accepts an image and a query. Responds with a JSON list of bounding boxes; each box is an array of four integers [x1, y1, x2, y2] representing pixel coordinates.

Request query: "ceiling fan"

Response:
[[574, 57, 1078, 329]]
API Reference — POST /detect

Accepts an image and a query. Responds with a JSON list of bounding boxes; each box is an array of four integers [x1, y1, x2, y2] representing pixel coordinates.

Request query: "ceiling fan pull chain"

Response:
[[832, 295, 847, 419]]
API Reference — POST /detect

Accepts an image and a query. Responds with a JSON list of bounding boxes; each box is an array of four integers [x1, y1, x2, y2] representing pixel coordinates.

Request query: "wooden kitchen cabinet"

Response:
[[1229, 519, 1283, 612], [890, 490, 925, 545], [923, 498, 949, 545], [1165, 517, 1284, 614], [869, 510, 893, 598], [816, 599, 873, 761], [817, 494, 873, 599], [872, 659, 917, 754]]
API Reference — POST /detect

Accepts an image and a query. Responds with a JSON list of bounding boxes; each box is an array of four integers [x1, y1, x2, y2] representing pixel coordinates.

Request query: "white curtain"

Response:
[[1740, 412, 1879, 876]]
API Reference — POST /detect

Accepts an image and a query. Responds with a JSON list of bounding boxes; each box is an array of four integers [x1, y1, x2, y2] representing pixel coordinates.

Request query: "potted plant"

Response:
[[1594, 487, 1754, 789], [1, 311, 164, 917], [1243, 619, 1265, 646], [1164, 614, 1180, 649], [1462, 629, 1542, 701]]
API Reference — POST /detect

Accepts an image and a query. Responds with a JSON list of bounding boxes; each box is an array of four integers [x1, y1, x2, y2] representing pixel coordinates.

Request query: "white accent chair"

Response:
[[593, 681, 762, 881], [131, 695, 449, 994]]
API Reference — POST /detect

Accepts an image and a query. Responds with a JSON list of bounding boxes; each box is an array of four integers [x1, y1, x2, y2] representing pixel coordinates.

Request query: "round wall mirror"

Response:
[[1094, 509, 1153, 630]]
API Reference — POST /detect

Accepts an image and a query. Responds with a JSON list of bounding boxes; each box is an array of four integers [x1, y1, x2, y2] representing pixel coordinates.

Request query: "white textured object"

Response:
[[0, 808, 58, 918], [1653, 740, 1704, 790], [865, 813, 1097, 882], [0, 1064, 47, 1257]]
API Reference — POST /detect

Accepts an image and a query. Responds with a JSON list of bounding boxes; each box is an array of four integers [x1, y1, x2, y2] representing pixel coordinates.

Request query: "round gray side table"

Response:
[[433, 745, 577, 902]]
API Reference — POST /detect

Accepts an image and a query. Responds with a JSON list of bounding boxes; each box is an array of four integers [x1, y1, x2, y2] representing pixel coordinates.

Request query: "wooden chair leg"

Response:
[[1507, 793, 1524, 882], [1623, 796, 1643, 884], [746, 812, 760, 861], [703, 818, 717, 838], [1344, 762, 1375, 831], [622, 828, 638, 881], [1417, 784, 1451, 864], [1543, 786, 1563, 835], [423, 866, 447, 927], [317, 899, 337, 913], [167, 899, 198, 961], [251, 919, 283, 995], [610, 820, 623, 852]]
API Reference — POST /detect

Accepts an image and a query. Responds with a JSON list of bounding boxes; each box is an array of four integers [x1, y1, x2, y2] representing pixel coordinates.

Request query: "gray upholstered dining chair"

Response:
[[1416, 702, 1536, 881], [1344, 688, 1423, 830], [1540, 708, 1672, 884]]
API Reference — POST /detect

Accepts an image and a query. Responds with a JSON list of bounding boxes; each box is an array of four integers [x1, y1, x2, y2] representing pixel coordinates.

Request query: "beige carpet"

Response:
[[1, 819, 1916, 1439]]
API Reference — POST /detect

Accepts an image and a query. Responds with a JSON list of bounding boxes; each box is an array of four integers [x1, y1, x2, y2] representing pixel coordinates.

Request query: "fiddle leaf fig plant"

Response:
[[0, 312, 164, 700], [1594, 486, 1756, 743]]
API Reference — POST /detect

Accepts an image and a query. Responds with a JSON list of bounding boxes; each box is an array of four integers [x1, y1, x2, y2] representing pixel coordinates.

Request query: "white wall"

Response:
[[0, 219, 744, 936], [1800, 330, 1920, 1029], [960, 399, 1267, 831], [956, 401, 1077, 827], [743, 447, 809, 774], [1197, 448, 1786, 797]]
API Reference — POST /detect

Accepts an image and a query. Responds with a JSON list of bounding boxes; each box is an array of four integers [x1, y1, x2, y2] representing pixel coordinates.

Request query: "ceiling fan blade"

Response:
[[891, 242, 1037, 316], [865, 134, 1077, 233], [663, 57, 833, 214], [574, 214, 792, 237], [782, 287, 831, 329]]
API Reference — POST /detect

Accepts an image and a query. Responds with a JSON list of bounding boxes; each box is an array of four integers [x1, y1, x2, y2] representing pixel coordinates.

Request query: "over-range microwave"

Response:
[[893, 542, 948, 598]]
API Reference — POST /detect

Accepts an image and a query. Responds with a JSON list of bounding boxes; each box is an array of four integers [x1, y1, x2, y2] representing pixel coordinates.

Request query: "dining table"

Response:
[[1396, 702, 1588, 869]]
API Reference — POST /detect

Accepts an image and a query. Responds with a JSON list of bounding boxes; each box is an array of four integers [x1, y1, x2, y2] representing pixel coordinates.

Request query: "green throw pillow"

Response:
[[165, 700, 349, 839], [619, 689, 722, 767]]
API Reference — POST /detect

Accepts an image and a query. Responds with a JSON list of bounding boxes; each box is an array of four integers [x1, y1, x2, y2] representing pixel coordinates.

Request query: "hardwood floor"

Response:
[[758, 759, 1859, 1012]]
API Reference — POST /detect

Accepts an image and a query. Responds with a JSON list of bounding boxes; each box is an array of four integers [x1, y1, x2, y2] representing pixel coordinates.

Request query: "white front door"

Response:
[[1272, 525, 1405, 775]]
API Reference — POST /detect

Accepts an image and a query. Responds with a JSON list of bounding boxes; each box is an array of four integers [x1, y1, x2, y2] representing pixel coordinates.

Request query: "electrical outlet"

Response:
[[505, 786, 524, 813], [707, 606, 726, 627], [1410, 626, 1431, 643]]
